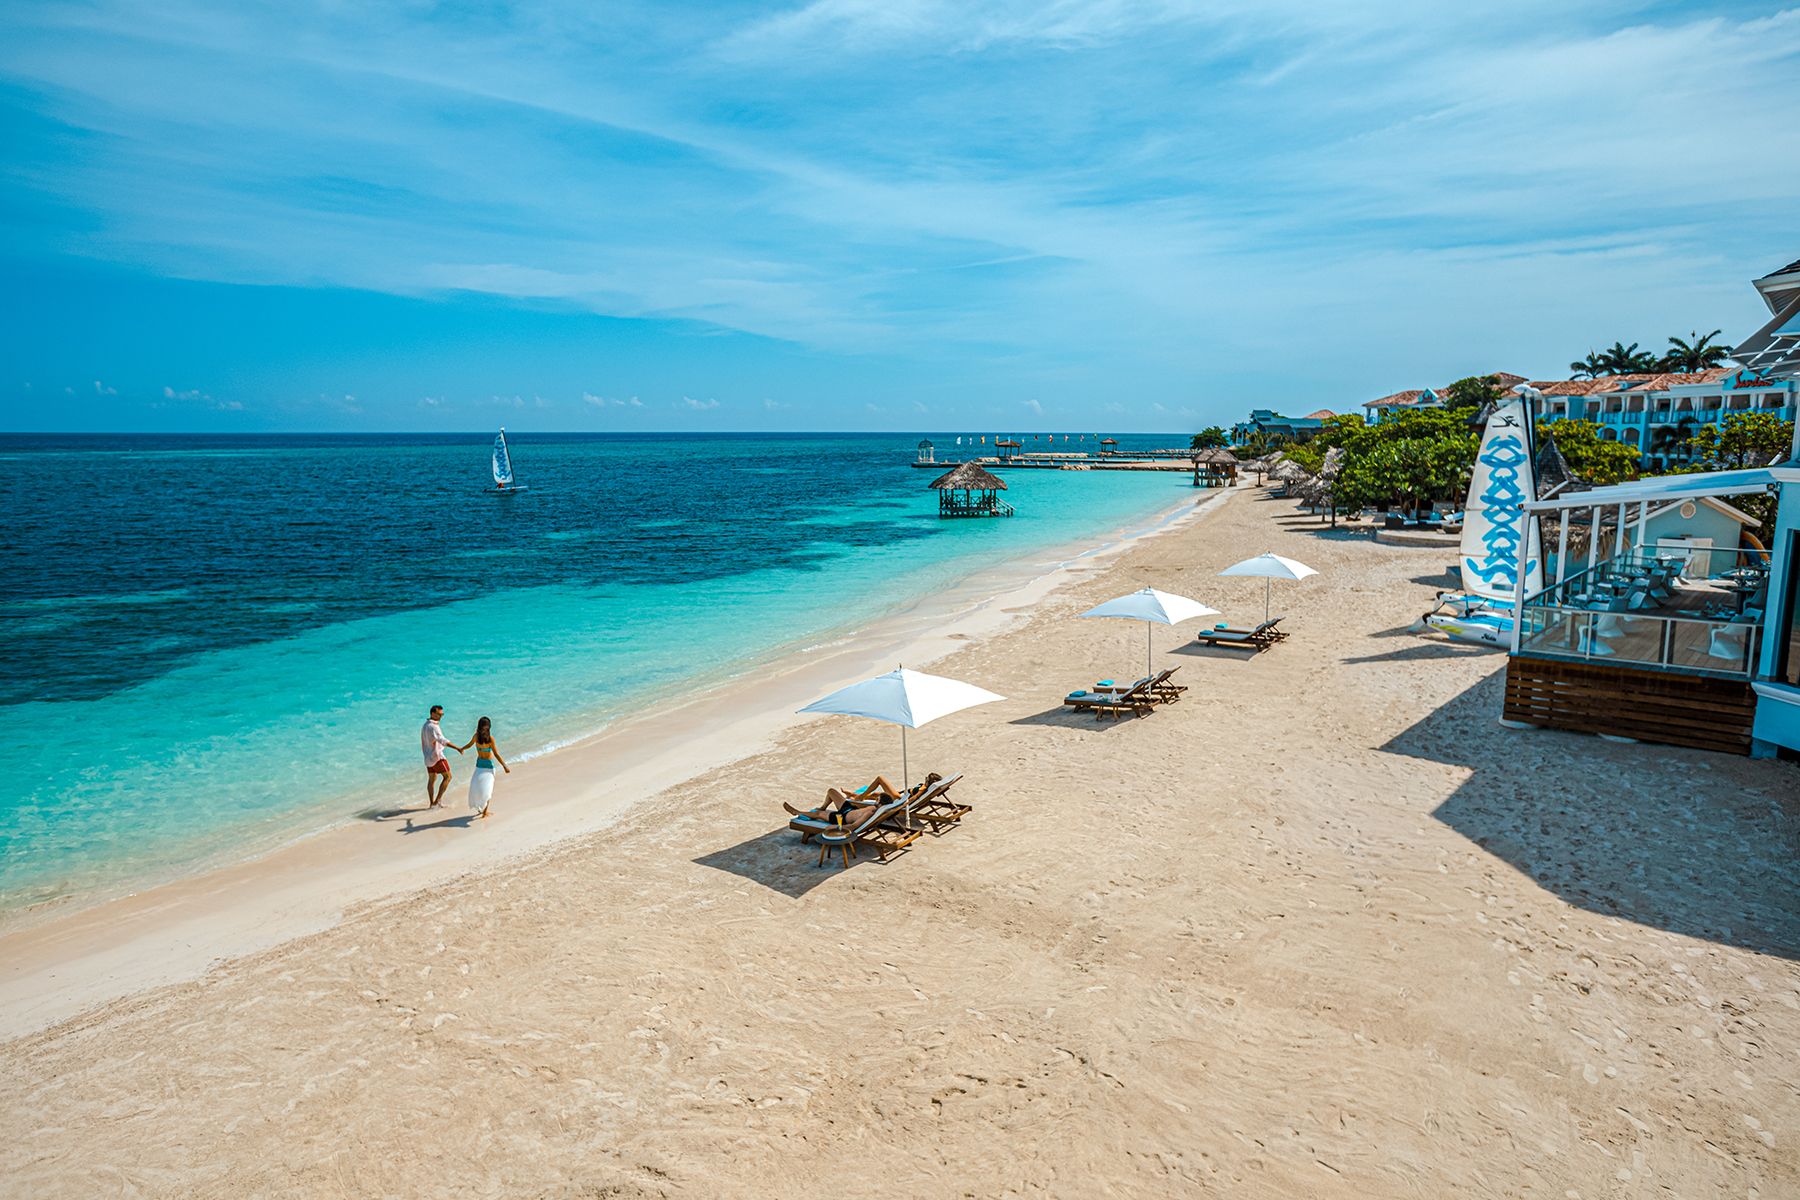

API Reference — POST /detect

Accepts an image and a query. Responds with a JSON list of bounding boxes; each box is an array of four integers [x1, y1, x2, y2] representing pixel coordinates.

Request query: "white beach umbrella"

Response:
[[1079, 587, 1220, 678], [798, 667, 1003, 809], [1217, 552, 1319, 621]]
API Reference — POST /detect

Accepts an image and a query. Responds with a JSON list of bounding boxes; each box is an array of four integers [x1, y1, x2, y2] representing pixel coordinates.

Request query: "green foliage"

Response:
[[1233, 429, 1287, 458], [1537, 418, 1641, 486], [1659, 330, 1730, 373], [1315, 412, 1366, 444], [1684, 412, 1796, 470], [1284, 442, 1325, 473], [1443, 374, 1507, 411], [1570, 332, 1731, 377], [1569, 351, 1606, 380], [1329, 406, 1479, 513], [1189, 426, 1229, 450], [1597, 341, 1658, 375]]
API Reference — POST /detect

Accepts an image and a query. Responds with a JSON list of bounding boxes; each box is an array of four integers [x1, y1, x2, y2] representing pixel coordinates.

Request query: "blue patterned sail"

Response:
[[492, 428, 514, 486], [1459, 399, 1541, 604]]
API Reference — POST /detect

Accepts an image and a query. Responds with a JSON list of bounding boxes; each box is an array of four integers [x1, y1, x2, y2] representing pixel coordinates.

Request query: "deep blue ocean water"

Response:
[[1, 432, 1193, 909]]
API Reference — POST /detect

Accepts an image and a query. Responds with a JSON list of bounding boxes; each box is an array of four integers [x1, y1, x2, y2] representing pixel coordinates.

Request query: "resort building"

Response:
[[1362, 373, 1527, 424], [1231, 408, 1336, 444], [1548, 369, 1798, 473]]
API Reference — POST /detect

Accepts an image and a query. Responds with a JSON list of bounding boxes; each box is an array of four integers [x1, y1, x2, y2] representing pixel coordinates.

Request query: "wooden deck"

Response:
[[1502, 656, 1757, 756]]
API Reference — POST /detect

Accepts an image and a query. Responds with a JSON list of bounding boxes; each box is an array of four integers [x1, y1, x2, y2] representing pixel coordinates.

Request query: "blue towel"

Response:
[[1095, 680, 1114, 688], [1214, 623, 1228, 630], [1068, 690, 1088, 698]]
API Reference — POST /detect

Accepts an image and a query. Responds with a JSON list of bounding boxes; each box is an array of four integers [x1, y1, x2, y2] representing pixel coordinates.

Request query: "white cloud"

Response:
[[763, 397, 790, 410], [585, 392, 643, 408], [682, 396, 720, 410], [419, 395, 443, 407], [2, 1, 1794, 418], [93, 379, 116, 395], [1021, 398, 1043, 416]]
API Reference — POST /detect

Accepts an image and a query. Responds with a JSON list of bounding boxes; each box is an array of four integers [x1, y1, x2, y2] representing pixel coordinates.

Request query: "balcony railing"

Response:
[[1517, 548, 1771, 680]]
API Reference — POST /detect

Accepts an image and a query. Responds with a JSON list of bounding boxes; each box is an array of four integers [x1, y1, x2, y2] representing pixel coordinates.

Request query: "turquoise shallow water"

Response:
[[1, 433, 1194, 910]]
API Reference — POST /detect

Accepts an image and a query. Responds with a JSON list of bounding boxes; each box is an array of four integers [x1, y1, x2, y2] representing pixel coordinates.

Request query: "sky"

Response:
[[2, 1, 1797, 433]]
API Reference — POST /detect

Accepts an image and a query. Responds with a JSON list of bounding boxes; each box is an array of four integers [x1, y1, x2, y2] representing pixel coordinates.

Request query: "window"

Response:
[[1782, 531, 1800, 688]]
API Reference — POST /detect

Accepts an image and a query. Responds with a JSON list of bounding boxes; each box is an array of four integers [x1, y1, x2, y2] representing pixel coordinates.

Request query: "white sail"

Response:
[[1458, 398, 1541, 604], [492, 429, 514, 486]]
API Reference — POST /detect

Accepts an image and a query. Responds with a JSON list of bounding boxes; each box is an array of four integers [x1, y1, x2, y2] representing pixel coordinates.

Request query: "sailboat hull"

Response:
[[1423, 610, 1511, 647]]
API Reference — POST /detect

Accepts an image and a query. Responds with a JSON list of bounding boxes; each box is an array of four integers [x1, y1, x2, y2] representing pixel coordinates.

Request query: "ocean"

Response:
[[1, 432, 1196, 912]]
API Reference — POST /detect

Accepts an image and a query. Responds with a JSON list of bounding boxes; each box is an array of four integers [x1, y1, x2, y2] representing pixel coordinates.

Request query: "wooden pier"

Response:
[[909, 454, 1194, 472]]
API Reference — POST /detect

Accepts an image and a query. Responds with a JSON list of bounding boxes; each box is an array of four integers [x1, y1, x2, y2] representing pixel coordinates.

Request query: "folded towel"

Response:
[[1215, 623, 1228, 630], [1068, 690, 1088, 698], [1095, 680, 1114, 688]]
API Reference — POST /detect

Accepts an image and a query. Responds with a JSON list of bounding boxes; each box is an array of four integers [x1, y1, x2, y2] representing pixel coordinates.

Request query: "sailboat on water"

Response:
[[490, 427, 527, 494], [1422, 395, 1542, 646]]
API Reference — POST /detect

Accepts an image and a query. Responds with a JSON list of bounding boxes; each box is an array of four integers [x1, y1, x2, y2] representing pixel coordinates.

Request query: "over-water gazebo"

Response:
[[929, 461, 1014, 518], [1191, 448, 1238, 488]]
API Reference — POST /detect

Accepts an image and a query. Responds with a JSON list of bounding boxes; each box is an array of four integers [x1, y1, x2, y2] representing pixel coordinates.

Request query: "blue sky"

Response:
[[2, 1, 1797, 432]]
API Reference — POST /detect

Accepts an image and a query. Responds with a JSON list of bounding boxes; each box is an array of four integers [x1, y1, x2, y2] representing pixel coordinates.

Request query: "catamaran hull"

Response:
[[1423, 611, 1511, 647]]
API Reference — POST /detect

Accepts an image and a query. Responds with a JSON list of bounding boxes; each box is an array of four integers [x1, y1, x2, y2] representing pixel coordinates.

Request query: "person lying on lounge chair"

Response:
[[783, 773, 940, 822]]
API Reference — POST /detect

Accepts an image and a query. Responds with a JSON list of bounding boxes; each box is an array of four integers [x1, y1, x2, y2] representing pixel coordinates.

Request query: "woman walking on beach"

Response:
[[458, 717, 510, 819]]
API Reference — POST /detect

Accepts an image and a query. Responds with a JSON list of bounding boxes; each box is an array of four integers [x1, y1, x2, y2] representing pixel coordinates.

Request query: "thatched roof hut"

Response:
[[1190, 446, 1239, 487], [928, 461, 1013, 518], [928, 462, 1007, 492]]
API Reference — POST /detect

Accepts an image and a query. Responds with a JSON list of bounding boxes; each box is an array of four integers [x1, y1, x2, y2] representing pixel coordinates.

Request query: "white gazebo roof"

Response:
[[1523, 466, 1800, 512]]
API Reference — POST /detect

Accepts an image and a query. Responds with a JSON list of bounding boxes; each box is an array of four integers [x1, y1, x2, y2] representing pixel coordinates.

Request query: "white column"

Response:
[[1556, 512, 1569, 587], [1587, 507, 1599, 573], [1509, 505, 1534, 654]]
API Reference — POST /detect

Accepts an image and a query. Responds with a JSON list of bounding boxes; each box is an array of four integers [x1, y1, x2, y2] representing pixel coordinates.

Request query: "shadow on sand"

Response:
[[396, 812, 481, 833], [695, 828, 876, 898], [1010, 703, 1159, 727], [1340, 642, 1498, 666], [1387, 673, 1800, 959]]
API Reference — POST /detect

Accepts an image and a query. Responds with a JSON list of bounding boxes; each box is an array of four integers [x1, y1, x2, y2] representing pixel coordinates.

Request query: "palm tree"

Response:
[[1597, 341, 1658, 375], [1568, 351, 1606, 379], [1659, 330, 1730, 373]]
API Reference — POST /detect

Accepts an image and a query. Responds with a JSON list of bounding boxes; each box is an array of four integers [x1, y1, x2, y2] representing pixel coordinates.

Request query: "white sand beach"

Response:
[[4, 486, 1797, 1198]]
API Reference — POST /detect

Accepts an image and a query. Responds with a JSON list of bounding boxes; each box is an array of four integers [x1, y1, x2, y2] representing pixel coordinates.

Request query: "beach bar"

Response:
[[1504, 461, 1800, 756], [929, 461, 1014, 518]]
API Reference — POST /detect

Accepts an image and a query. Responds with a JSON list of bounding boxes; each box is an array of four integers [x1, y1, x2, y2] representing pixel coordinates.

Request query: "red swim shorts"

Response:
[[426, 759, 451, 775]]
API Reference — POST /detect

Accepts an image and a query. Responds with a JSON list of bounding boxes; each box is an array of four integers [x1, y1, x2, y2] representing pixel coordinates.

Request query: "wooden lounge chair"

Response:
[[787, 780, 915, 841], [807, 794, 911, 868], [1192, 617, 1286, 650], [1072, 668, 1183, 708], [1063, 678, 1158, 720], [1095, 666, 1184, 703], [885, 773, 968, 829]]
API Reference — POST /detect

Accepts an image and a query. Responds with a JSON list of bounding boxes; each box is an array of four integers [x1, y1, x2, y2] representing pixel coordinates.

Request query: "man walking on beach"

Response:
[[421, 705, 458, 807]]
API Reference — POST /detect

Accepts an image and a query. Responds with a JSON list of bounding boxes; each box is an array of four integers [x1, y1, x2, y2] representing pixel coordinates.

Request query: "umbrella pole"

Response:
[[1146, 621, 1153, 678], [1265, 577, 1272, 622], [901, 725, 912, 831]]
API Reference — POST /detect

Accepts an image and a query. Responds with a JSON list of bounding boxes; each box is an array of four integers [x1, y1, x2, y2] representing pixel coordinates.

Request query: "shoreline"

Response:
[[0, 483, 1233, 1040]]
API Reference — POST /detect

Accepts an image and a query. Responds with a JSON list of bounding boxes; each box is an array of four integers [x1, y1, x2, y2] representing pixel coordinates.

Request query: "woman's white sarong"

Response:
[[469, 766, 496, 811]]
